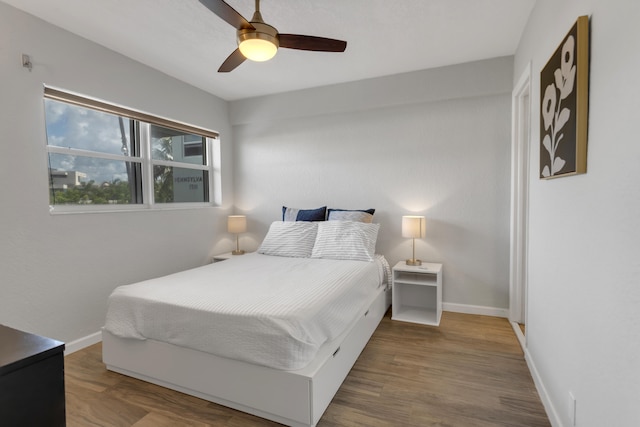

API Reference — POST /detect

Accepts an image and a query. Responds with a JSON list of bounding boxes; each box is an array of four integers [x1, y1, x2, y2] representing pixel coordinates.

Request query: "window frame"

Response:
[[44, 87, 219, 214]]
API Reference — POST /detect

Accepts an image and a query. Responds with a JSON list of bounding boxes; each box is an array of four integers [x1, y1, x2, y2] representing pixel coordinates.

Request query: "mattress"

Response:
[[104, 253, 388, 370]]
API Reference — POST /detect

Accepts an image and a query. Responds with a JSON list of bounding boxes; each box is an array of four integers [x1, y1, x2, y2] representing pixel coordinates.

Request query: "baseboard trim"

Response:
[[508, 321, 562, 427], [443, 302, 509, 318], [64, 331, 102, 355], [523, 346, 563, 427], [510, 321, 526, 350]]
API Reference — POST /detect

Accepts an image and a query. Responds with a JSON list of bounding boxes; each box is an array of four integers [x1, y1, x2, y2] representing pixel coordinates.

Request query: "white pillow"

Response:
[[311, 221, 379, 262], [258, 221, 318, 258]]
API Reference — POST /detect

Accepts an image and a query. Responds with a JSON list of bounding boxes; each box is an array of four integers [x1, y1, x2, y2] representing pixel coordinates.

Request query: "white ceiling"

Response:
[[3, 0, 536, 101]]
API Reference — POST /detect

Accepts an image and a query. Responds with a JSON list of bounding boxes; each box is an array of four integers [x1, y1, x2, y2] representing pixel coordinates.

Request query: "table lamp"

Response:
[[228, 215, 247, 255], [402, 215, 425, 266]]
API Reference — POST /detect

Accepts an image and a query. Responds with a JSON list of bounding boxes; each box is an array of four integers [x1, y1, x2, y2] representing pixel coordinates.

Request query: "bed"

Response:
[[102, 219, 391, 426]]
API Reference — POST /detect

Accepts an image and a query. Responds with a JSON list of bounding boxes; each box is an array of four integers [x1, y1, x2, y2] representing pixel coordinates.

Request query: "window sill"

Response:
[[48, 202, 217, 215]]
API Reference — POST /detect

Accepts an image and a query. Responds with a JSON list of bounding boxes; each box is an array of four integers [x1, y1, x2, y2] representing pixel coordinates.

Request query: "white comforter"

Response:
[[104, 253, 388, 370]]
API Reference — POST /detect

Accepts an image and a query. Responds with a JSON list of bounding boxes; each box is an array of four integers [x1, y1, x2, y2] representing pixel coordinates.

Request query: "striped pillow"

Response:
[[311, 221, 379, 262], [258, 221, 318, 258]]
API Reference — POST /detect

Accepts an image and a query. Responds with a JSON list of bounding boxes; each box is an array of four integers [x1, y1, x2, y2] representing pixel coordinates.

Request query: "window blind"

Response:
[[44, 86, 219, 139]]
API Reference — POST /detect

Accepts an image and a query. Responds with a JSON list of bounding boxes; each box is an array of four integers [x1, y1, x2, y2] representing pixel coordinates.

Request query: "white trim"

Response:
[[140, 122, 154, 204], [50, 201, 215, 215], [510, 320, 526, 351], [523, 345, 563, 427], [443, 302, 509, 318], [64, 331, 102, 356], [509, 62, 532, 325], [151, 158, 209, 171], [47, 145, 144, 163]]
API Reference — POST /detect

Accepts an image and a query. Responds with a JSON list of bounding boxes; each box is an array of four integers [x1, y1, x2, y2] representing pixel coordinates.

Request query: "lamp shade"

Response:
[[227, 215, 247, 234], [402, 216, 425, 239]]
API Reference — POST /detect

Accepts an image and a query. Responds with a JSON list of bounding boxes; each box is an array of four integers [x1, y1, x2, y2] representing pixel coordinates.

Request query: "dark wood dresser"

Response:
[[0, 324, 66, 426]]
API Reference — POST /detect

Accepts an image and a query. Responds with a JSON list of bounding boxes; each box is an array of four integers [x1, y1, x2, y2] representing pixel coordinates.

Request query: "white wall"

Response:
[[231, 57, 514, 312], [0, 3, 234, 346], [514, 0, 640, 426]]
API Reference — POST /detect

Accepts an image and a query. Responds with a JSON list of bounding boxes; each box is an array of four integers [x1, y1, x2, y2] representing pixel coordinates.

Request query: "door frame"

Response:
[[509, 63, 532, 349]]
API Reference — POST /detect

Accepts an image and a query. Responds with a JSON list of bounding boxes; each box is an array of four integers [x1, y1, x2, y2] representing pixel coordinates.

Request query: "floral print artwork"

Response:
[[539, 16, 588, 179], [541, 35, 575, 177]]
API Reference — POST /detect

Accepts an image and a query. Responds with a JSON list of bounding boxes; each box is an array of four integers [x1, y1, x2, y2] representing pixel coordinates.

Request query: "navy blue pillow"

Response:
[[282, 206, 327, 221]]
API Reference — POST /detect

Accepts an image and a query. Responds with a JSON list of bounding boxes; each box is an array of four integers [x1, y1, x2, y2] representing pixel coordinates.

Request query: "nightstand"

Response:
[[391, 261, 443, 326]]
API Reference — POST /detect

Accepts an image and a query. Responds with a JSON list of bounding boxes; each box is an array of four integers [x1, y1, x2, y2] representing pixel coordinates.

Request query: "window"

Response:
[[149, 124, 209, 203], [43, 87, 219, 211]]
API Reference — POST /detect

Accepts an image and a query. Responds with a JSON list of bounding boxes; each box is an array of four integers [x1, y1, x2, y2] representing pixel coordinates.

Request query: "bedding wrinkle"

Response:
[[104, 253, 385, 370]]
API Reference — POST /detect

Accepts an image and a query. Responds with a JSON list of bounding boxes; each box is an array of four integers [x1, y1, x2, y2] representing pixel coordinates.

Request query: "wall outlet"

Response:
[[568, 391, 577, 426]]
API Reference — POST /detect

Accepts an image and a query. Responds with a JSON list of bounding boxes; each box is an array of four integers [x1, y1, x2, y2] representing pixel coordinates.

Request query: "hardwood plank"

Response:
[[131, 412, 212, 427], [65, 382, 148, 427], [64, 311, 549, 426]]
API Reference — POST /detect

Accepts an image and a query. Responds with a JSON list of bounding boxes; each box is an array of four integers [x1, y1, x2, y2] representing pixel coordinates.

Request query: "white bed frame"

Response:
[[102, 286, 391, 427]]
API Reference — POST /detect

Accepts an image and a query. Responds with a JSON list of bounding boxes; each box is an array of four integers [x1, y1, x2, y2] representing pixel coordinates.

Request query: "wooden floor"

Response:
[[64, 311, 550, 426]]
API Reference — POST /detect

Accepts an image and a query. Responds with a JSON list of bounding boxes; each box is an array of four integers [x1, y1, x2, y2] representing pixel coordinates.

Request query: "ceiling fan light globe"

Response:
[[239, 38, 277, 61], [237, 22, 279, 62]]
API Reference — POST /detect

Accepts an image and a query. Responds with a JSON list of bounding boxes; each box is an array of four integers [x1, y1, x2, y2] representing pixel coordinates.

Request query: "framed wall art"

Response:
[[540, 15, 590, 179]]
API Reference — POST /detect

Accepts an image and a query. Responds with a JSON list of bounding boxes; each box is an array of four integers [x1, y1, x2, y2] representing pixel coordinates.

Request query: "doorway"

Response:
[[509, 64, 531, 350]]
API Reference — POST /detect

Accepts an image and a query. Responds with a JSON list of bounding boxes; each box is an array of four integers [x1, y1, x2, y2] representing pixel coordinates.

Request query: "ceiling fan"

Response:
[[199, 0, 348, 72]]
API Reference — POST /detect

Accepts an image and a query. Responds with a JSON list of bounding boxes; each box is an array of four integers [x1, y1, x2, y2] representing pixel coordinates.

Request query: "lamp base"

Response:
[[232, 250, 245, 255], [405, 258, 422, 266]]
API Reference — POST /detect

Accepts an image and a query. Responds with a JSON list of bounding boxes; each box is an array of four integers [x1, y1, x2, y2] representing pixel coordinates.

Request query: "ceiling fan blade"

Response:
[[279, 34, 347, 52], [218, 48, 246, 73], [199, 0, 254, 30]]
